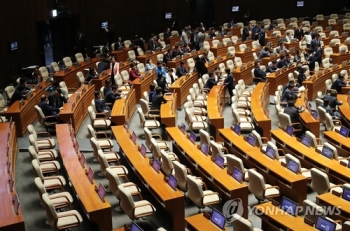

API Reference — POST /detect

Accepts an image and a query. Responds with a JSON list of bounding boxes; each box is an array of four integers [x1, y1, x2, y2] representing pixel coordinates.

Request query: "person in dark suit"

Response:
[[314, 44, 322, 64], [148, 84, 156, 102], [259, 47, 270, 59], [277, 55, 288, 68], [321, 98, 341, 119], [97, 59, 110, 74], [133, 35, 145, 52], [253, 61, 267, 81], [105, 85, 121, 106], [256, 24, 266, 46], [9, 78, 31, 106], [310, 34, 321, 52], [331, 75, 347, 93], [284, 101, 301, 123], [116, 37, 125, 49], [306, 50, 316, 71], [208, 28, 216, 39], [266, 60, 277, 73], [294, 24, 304, 41], [281, 84, 297, 102], [151, 87, 167, 110], [163, 49, 172, 64], [297, 68, 307, 86], [224, 68, 235, 103], [164, 28, 172, 38], [172, 45, 183, 58], [48, 88, 67, 108], [38, 95, 60, 117], [205, 72, 218, 89], [85, 67, 98, 82], [328, 90, 343, 109], [251, 24, 260, 40], [94, 91, 110, 114], [147, 34, 156, 51], [228, 19, 235, 28], [103, 80, 112, 98], [175, 61, 188, 77], [74, 29, 87, 55], [242, 23, 251, 42], [102, 41, 111, 58], [194, 56, 208, 78]]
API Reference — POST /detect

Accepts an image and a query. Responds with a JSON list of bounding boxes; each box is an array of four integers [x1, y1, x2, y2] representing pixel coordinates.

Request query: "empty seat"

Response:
[[248, 169, 280, 203]]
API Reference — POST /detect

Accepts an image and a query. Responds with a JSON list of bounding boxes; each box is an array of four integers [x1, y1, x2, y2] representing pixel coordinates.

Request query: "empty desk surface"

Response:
[[160, 93, 177, 128], [110, 48, 131, 62], [323, 130, 350, 154], [271, 129, 350, 184], [337, 94, 350, 127], [131, 71, 156, 102], [254, 202, 315, 231], [185, 213, 229, 231], [0, 122, 24, 231], [59, 84, 95, 132], [166, 127, 249, 218], [317, 192, 350, 222], [207, 85, 225, 141], [112, 126, 185, 231], [111, 89, 137, 125], [219, 128, 308, 206], [56, 124, 112, 231]]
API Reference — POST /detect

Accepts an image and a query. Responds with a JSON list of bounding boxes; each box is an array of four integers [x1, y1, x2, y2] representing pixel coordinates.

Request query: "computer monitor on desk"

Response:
[[231, 167, 244, 183], [214, 155, 225, 168], [315, 216, 336, 231], [280, 196, 298, 216], [200, 142, 209, 155], [285, 125, 294, 136], [231, 124, 241, 135], [130, 222, 143, 231], [286, 159, 300, 174], [210, 208, 226, 230], [339, 126, 350, 138], [246, 134, 256, 147], [321, 146, 334, 159], [265, 145, 276, 159], [300, 135, 311, 147]]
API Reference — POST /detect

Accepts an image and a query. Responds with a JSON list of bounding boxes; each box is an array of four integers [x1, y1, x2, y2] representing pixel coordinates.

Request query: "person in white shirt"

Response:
[[303, 31, 312, 48], [181, 27, 189, 46]]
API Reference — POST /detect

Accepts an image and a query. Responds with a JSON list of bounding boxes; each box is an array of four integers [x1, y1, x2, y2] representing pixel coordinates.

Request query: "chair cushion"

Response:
[[107, 166, 129, 176], [202, 190, 220, 205], [44, 176, 66, 188], [240, 122, 254, 130], [191, 121, 207, 129], [145, 120, 160, 128], [264, 184, 280, 197], [93, 119, 111, 128], [40, 161, 61, 173], [49, 191, 74, 204], [97, 139, 114, 148], [134, 200, 156, 217], [329, 183, 343, 195], [38, 149, 58, 158], [37, 139, 56, 149], [56, 210, 83, 229], [156, 141, 169, 150]]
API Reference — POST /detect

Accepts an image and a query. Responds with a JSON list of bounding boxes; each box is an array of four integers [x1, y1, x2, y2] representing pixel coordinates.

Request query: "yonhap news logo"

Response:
[[222, 198, 244, 223]]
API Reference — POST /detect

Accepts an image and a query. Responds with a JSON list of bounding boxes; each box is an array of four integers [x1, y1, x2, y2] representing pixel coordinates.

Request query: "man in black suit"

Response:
[[224, 68, 235, 103], [205, 72, 218, 89], [74, 29, 87, 55], [116, 37, 124, 49], [94, 91, 110, 114], [314, 44, 322, 64], [105, 85, 121, 106], [194, 56, 208, 78], [331, 75, 347, 93], [328, 90, 343, 109], [306, 50, 316, 71], [102, 41, 111, 58], [281, 84, 297, 102], [277, 55, 287, 68], [310, 34, 321, 52], [134, 35, 145, 52], [242, 23, 251, 42], [164, 28, 172, 38], [38, 95, 60, 116], [266, 60, 278, 73], [163, 49, 172, 64], [151, 87, 167, 110], [175, 61, 188, 77], [147, 34, 156, 51], [253, 61, 267, 82], [97, 58, 110, 74], [48, 88, 67, 108], [9, 78, 31, 106], [172, 45, 183, 58], [284, 101, 301, 123], [294, 24, 304, 41]]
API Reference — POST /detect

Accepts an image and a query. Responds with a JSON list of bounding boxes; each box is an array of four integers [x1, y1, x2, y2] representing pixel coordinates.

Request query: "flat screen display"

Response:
[[97, 183, 106, 202], [101, 21, 108, 29], [87, 167, 94, 184], [286, 159, 299, 174], [339, 126, 350, 138], [10, 42, 18, 51], [179, 123, 186, 133], [265, 145, 276, 159], [233, 124, 241, 135], [232, 6, 239, 12], [167, 174, 178, 190], [189, 132, 196, 143], [312, 110, 318, 120], [130, 221, 143, 231], [152, 159, 161, 173], [140, 143, 147, 158], [342, 186, 350, 202], [280, 197, 298, 216], [321, 146, 334, 159], [200, 142, 209, 155], [131, 131, 137, 144], [285, 125, 294, 136], [315, 216, 336, 231], [165, 13, 172, 19], [246, 134, 256, 147], [297, 1, 304, 7], [210, 208, 226, 229], [232, 167, 244, 183], [214, 155, 225, 168], [79, 152, 85, 168], [300, 135, 311, 147]]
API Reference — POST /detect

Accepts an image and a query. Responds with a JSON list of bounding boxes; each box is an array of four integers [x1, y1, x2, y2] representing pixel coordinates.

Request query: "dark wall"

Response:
[[0, 0, 345, 89]]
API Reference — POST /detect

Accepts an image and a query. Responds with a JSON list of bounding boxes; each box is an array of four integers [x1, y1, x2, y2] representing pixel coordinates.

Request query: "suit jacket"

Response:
[[95, 99, 107, 112], [266, 64, 277, 73], [97, 61, 109, 74], [116, 41, 124, 48], [277, 60, 286, 68], [151, 94, 167, 110], [331, 78, 347, 93], [163, 53, 172, 64], [257, 28, 266, 46], [298, 73, 306, 86], [105, 91, 121, 105], [172, 50, 183, 58], [103, 86, 112, 98], [195, 60, 208, 76], [38, 101, 60, 116], [176, 66, 188, 77], [307, 55, 316, 71], [164, 31, 172, 38], [254, 67, 267, 80], [102, 46, 110, 58], [205, 78, 217, 89], [147, 38, 155, 51], [224, 73, 235, 90], [310, 39, 320, 52], [281, 88, 296, 102], [242, 27, 250, 42], [329, 95, 343, 108], [294, 28, 304, 40], [315, 48, 322, 63], [48, 95, 67, 108], [284, 106, 300, 123], [110, 62, 120, 76]]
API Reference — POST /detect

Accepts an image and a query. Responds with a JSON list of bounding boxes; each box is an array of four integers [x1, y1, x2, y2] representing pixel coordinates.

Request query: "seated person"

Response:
[[281, 84, 297, 102], [259, 47, 271, 59], [48, 88, 67, 108], [284, 32, 293, 42], [182, 44, 191, 53], [266, 60, 277, 73], [171, 45, 183, 58], [253, 60, 267, 81], [103, 79, 112, 97], [85, 67, 98, 82], [94, 91, 110, 115], [275, 43, 289, 54], [328, 90, 343, 109], [297, 67, 307, 86], [149, 84, 156, 102], [9, 78, 32, 106], [105, 85, 121, 106], [208, 28, 216, 39], [277, 55, 288, 68], [151, 87, 167, 111], [167, 68, 176, 84], [284, 100, 301, 123], [175, 61, 188, 77], [38, 95, 61, 117], [129, 63, 141, 82], [156, 71, 167, 92], [205, 71, 218, 89], [163, 49, 172, 64], [331, 74, 347, 93], [283, 80, 297, 94], [145, 59, 156, 72], [97, 58, 110, 74], [321, 98, 341, 119]]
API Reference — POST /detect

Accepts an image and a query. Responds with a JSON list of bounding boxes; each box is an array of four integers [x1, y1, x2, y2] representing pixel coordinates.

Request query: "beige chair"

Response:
[[193, 83, 207, 100], [123, 40, 132, 48], [344, 23, 350, 31], [305, 131, 323, 152], [115, 74, 130, 91], [62, 57, 73, 67], [137, 48, 144, 56], [227, 46, 236, 56], [140, 99, 160, 119], [144, 127, 169, 151], [28, 145, 58, 162], [59, 81, 75, 98], [106, 166, 141, 211], [34, 177, 73, 210], [322, 58, 331, 68], [210, 140, 231, 165], [232, 214, 263, 231], [42, 193, 82, 230], [137, 63, 145, 72], [248, 169, 280, 203], [34, 105, 59, 131], [232, 109, 254, 131], [51, 62, 60, 72], [226, 155, 250, 181], [231, 35, 239, 43], [203, 41, 210, 50], [171, 31, 178, 36], [150, 138, 177, 161], [250, 130, 268, 152], [316, 14, 324, 20], [87, 125, 114, 149], [32, 160, 66, 191], [185, 108, 208, 130], [212, 39, 220, 48], [239, 44, 248, 52], [120, 70, 130, 83], [75, 53, 84, 63], [187, 58, 195, 72], [184, 101, 207, 118], [173, 161, 190, 192], [328, 19, 337, 26], [207, 51, 215, 61], [188, 88, 207, 107], [264, 141, 286, 163], [4, 86, 15, 103], [187, 175, 220, 212], [31, 157, 60, 175], [317, 106, 327, 127], [234, 57, 243, 67], [285, 154, 311, 179], [118, 185, 156, 220], [128, 50, 136, 60], [76, 71, 85, 86], [325, 113, 342, 131], [310, 168, 343, 195], [98, 150, 128, 179], [157, 53, 164, 62], [319, 141, 345, 161], [199, 129, 224, 154], [332, 74, 338, 83], [277, 112, 302, 134], [38, 66, 51, 82], [28, 131, 56, 153], [137, 108, 161, 130], [160, 151, 174, 176], [90, 137, 119, 164], [0, 94, 8, 115], [88, 106, 111, 130]]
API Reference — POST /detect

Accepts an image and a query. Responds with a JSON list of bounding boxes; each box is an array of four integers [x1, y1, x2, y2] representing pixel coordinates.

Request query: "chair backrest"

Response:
[[63, 57, 73, 67], [137, 63, 145, 73], [248, 169, 266, 200], [124, 40, 131, 48], [137, 48, 144, 56], [27, 124, 37, 139], [210, 140, 223, 162], [199, 129, 210, 147], [285, 154, 302, 173], [251, 130, 263, 148], [140, 98, 151, 116], [203, 41, 210, 50], [317, 106, 327, 125], [42, 193, 58, 229], [332, 74, 338, 82], [39, 66, 49, 81], [226, 155, 245, 175], [310, 168, 331, 194], [278, 112, 292, 130], [51, 62, 60, 72], [187, 175, 204, 206], [137, 108, 146, 127], [303, 199, 326, 224], [330, 14, 338, 19], [87, 124, 97, 139], [344, 23, 350, 30], [128, 50, 136, 60], [88, 105, 96, 122], [173, 161, 188, 192], [328, 19, 336, 25], [118, 185, 136, 219], [232, 214, 255, 231], [34, 105, 46, 127], [75, 53, 84, 63], [187, 58, 195, 69], [207, 52, 214, 61], [171, 31, 178, 36], [316, 14, 324, 20], [305, 131, 319, 148], [90, 137, 101, 161], [252, 41, 260, 50], [106, 166, 122, 198], [202, 73, 209, 84], [226, 60, 235, 71], [32, 159, 45, 179], [115, 74, 124, 87], [4, 86, 15, 100], [212, 39, 220, 48], [234, 57, 243, 67], [222, 38, 231, 46], [325, 79, 332, 91], [227, 46, 235, 56], [76, 71, 85, 84], [157, 54, 163, 61], [121, 70, 129, 82], [231, 35, 238, 43], [98, 150, 109, 176], [143, 127, 153, 151], [59, 81, 69, 98], [160, 150, 174, 176], [150, 138, 161, 160], [322, 58, 331, 68], [323, 142, 339, 159], [239, 44, 247, 52]]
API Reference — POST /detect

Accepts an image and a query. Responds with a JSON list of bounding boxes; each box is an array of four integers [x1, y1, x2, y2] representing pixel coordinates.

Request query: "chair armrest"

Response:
[[151, 133, 163, 140], [43, 116, 59, 123], [149, 109, 160, 114], [277, 148, 285, 155], [263, 186, 279, 197], [261, 137, 269, 144], [201, 192, 220, 204], [93, 118, 110, 126], [55, 213, 81, 227], [329, 185, 343, 190], [95, 131, 109, 139], [49, 194, 73, 209], [333, 119, 342, 125], [40, 161, 59, 171], [209, 136, 215, 140], [186, 167, 192, 175], [109, 166, 128, 175], [222, 147, 229, 154], [133, 201, 156, 213], [301, 169, 310, 173], [36, 131, 52, 138], [45, 176, 65, 186]]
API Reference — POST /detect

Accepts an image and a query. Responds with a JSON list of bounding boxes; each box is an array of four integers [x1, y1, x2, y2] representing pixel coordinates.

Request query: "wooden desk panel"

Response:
[[219, 128, 308, 206], [137, 51, 163, 65], [169, 72, 199, 108], [251, 83, 271, 139], [59, 84, 94, 132], [185, 214, 229, 231], [0, 122, 24, 231], [317, 193, 350, 222], [267, 66, 296, 95], [166, 127, 249, 218], [110, 48, 131, 62], [167, 51, 204, 70], [164, 36, 181, 48], [161, 94, 177, 128], [330, 53, 350, 65], [111, 89, 137, 125], [261, 56, 279, 68], [112, 126, 185, 231], [207, 85, 225, 142], [271, 129, 350, 184], [5, 81, 50, 137], [232, 63, 255, 85], [132, 71, 155, 102], [211, 46, 228, 58], [56, 124, 112, 231], [323, 131, 350, 154], [255, 202, 315, 231], [235, 49, 260, 63], [224, 27, 241, 36], [54, 58, 102, 89]]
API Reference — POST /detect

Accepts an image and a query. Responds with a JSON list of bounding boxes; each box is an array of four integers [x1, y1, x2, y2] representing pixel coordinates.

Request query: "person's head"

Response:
[[94, 91, 101, 99], [209, 71, 214, 78], [288, 84, 295, 90], [272, 60, 277, 66], [111, 85, 118, 93], [323, 98, 330, 106], [147, 58, 152, 64], [287, 100, 295, 107], [118, 37, 122, 42], [254, 60, 260, 67], [150, 83, 155, 91], [264, 46, 269, 51], [168, 68, 173, 75], [225, 68, 231, 74], [105, 79, 111, 87], [200, 22, 204, 27], [111, 57, 116, 63], [214, 66, 220, 74], [103, 58, 109, 63], [280, 55, 285, 60], [167, 27, 170, 32], [174, 45, 179, 50], [55, 88, 62, 97], [180, 61, 185, 66], [194, 56, 200, 62], [339, 75, 345, 81], [155, 87, 162, 94], [130, 63, 135, 69], [20, 78, 27, 86], [41, 95, 48, 102], [315, 33, 320, 39], [330, 89, 338, 97], [286, 32, 290, 36]]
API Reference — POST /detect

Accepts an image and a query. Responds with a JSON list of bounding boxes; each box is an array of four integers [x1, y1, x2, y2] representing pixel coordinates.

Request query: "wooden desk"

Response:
[[207, 85, 225, 142], [54, 58, 102, 89], [232, 41, 253, 53], [0, 122, 24, 231], [271, 129, 350, 184], [111, 89, 137, 125], [167, 51, 204, 70], [166, 127, 249, 218], [336, 94, 350, 127], [160, 93, 177, 128], [137, 50, 164, 65], [317, 193, 350, 222], [330, 52, 350, 65], [185, 214, 229, 231], [254, 202, 315, 231], [219, 128, 308, 206], [295, 91, 320, 138], [164, 36, 181, 48], [5, 81, 50, 137], [112, 126, 185, 231], [251, 82, 271, 139], [211, 45, 228, 58], [235, 49, 260, 63], [169, 72, 198, 108], [59, 84, 95, 132], [232, 63, 255, 85], [224, 27, 241, 36], [131, 71, 155, 102], [323, 131, 350, 154], [110, 48, 131, 62], [267, 65, 296, 96], [261, 55, 279, 68]]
